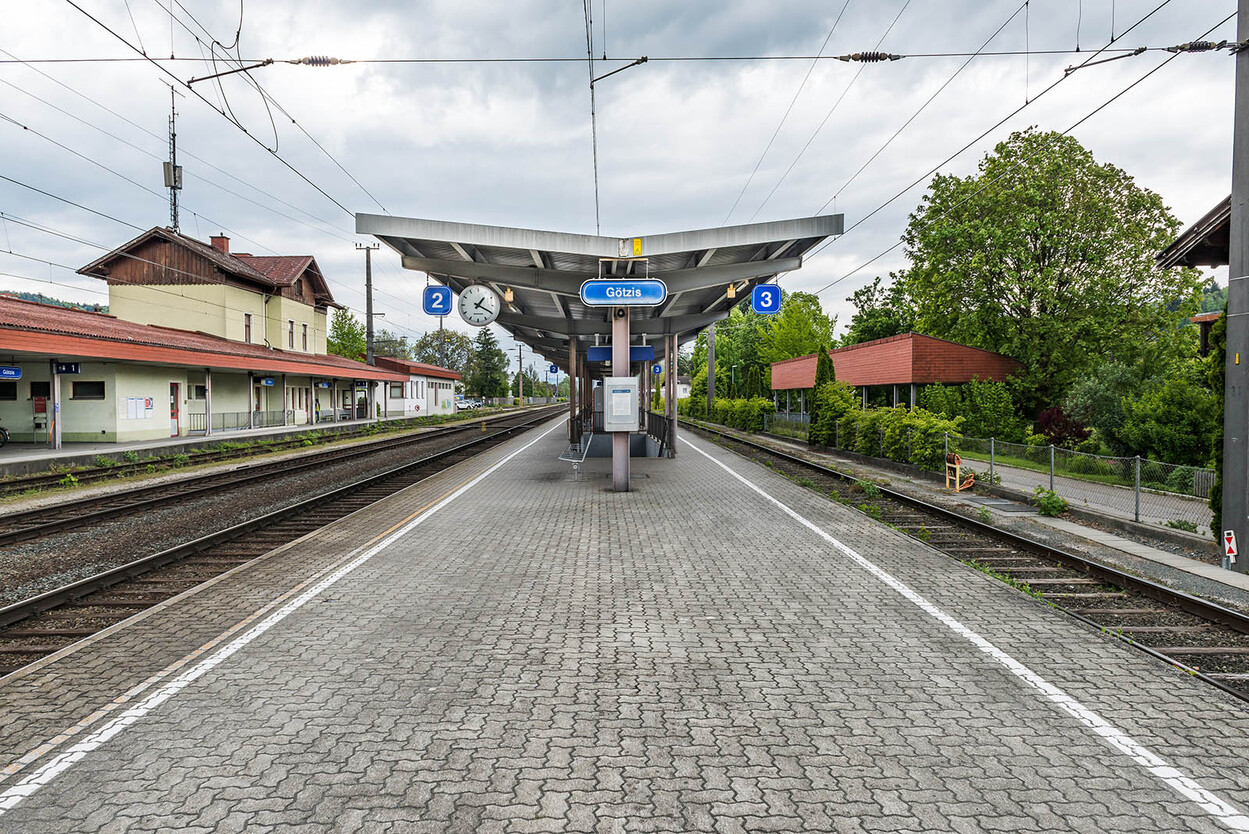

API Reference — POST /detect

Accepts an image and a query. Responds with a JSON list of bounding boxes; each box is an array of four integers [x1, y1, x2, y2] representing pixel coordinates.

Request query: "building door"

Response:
[[169, 383, 180, 436]]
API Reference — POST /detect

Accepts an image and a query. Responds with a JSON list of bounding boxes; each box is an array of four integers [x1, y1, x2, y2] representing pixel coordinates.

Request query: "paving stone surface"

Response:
[[2, 419, 1248, 833]]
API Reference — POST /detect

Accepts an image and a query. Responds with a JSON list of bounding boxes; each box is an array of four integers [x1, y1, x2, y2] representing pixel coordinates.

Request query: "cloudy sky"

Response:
[[0, 0, 1239, 373]]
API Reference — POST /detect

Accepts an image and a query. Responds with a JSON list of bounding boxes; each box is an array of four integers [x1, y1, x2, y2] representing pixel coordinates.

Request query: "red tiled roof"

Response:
[[1191, 311, 1222, 324], [374, 355, 461, 381], [235, 255, 313, 286], [771, 332, 1023, 389], [0, 296, 405, 381]]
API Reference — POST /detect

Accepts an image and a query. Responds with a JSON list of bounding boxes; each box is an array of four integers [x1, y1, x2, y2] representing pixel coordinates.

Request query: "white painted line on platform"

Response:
[[0, 422, 560, 817], [683, 436, 1249, 833]]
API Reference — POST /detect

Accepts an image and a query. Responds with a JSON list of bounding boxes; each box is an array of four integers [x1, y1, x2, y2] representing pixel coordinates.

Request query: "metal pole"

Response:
[[1222, 0, 1249, 571], [706, 322, 716, 416], [668, 334, 677, 456], [568, 340, 578, 443], [1050, 444, 1055, 491], [1135, 455, 1142, 523], [944, 432, 949, 465], [989, 437, 995, 483], [204, 368, 212, 437], [612, 307, 630, 492], [517, 345, 523, 404], [357, 243, 379, 366], [51, 359, 61, 450]]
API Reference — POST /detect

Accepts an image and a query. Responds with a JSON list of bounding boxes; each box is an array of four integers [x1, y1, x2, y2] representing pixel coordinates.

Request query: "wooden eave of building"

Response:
[[77, 226, 276, 289], [1157, 196, 1232, 268], [374, 356, 462, 381]]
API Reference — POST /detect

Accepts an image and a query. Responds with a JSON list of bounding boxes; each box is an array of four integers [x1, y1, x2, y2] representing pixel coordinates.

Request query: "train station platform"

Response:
[[2, 417, 1249, 832]]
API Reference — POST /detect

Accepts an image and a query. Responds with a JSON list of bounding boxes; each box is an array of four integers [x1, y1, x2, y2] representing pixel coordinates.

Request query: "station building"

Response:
[[0, 227, 459, 447]]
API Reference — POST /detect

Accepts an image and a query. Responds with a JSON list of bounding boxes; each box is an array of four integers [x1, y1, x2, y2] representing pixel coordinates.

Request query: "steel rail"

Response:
[[0, 407, 561, 546], [0, 411, 556, 632]]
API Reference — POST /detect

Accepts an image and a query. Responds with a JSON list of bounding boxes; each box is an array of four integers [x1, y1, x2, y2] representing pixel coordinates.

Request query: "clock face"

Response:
[[458, 285, 501, 326]]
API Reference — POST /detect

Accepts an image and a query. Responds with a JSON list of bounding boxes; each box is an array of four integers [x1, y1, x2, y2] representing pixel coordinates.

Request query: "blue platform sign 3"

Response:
[[0, 366, 21, 380], [580, 279, 666, 307], [752, 284, 781, 315], [423, 286, 453, 316]]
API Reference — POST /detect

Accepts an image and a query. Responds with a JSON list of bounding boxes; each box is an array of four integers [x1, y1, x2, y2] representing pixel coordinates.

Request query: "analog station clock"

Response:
[[458, 285, 501, 326]]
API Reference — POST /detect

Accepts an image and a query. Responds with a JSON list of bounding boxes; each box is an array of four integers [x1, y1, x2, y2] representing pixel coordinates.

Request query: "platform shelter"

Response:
[[357, 213, 842, 490]]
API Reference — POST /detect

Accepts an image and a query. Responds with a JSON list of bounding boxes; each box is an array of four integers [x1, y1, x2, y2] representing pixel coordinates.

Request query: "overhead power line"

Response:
[[806, 9, 1235, 301]]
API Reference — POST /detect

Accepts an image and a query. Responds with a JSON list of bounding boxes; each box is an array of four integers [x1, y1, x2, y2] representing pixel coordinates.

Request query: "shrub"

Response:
[[808, 380, 857, 446], [835, 406, 961, 470], [921, 379, 1026, 441], [1066, 455, 1116, 477], [59, 473, 79, 488], [1033, 487, 1068, 517], [1037, 406, 1090, 447], [93, 455, 115, 468], [171, 453, 191, 468], [122, 450, 140, 464], [1165, 519, 1199, 534]]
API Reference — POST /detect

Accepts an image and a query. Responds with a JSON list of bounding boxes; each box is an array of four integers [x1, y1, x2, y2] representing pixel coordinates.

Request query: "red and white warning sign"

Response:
[[1225, 530, 1238, 563]]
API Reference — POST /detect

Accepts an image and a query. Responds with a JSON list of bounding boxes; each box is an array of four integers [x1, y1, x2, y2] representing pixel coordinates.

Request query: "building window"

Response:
[[191, 385, 208, 400], [288, 320, 295, 348], [0, 381, 15, 401], [30, 381, 50, 399], [302, 323, 308, 352], [244, 313, 252, 343], [71, 380, 106, 400], [389, 382, 404, 398]]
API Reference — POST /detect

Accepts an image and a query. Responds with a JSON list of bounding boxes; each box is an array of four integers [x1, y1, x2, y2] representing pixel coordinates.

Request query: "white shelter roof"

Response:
[[356, 213, 842, 369]]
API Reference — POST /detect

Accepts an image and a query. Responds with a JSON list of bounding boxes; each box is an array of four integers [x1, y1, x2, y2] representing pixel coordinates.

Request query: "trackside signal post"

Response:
[[1223, 0, 1248, 573]]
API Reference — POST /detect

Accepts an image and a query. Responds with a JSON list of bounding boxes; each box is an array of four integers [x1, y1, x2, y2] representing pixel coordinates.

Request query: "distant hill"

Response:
[[0, 291, 106, 313]]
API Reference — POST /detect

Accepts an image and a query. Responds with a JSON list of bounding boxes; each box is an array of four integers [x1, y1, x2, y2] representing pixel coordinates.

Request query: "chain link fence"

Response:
[[950, 434, 1214, 536]]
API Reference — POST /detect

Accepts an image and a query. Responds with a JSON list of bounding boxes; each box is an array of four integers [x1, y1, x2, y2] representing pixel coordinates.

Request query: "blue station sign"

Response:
[[751, 284, 782, 315], [548, 364, 559, 375], [422, 286, 452, 316], [580, 279, 666, 307], [0, 366, 21, 380]]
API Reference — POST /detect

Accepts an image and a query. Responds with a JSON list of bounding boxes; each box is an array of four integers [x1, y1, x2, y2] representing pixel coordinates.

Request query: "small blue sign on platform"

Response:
[[752, 284, 781, 315], [580, 279, 666, 307], [652, 364, 663, 375], [0, 366, 21, 380], [261, 377, 275, 387], [422, 286, 453, 316], [586, 345, 655, 363], [548, 363, 559, 375]]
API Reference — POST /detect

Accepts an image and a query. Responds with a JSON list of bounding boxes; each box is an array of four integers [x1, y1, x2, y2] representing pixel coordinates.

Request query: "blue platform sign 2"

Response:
[[580, 279, 666, 307], [549, 364, 559, 375], [422, 286, 452, 316], [0, 366, 20, 380], [752, 284, 781, 315]]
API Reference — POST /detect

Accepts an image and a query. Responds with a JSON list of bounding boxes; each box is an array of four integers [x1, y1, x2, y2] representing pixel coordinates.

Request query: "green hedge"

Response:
[[831, 407, 962, 471], [679, 396, 776, 431]]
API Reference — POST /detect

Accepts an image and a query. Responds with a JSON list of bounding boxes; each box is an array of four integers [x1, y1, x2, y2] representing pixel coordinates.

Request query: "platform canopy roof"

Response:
[[356, 213, 842, 371]]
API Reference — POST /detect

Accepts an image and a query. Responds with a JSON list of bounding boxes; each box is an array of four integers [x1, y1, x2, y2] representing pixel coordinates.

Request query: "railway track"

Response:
[[0, 408, 558, 547], [0, 409, 560, 676], [688, 420, 1249, 704], [0, 409, 518, 498]]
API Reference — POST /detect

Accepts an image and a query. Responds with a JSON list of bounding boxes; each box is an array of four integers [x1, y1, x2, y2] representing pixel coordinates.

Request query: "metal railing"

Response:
[[644, 410, 672, 456]]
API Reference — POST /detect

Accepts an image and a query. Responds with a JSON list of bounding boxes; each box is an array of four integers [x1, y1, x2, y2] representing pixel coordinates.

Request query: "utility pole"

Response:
[[356, 243, 379, 366], [517, 345, 524, 403], [163, 86, 183, 232], [1223, 0, 1249, 572]]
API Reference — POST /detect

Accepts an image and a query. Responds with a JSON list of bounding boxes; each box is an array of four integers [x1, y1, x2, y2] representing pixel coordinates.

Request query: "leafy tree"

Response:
[[1118, 366, 1219, 466], [373, 328, 412, 360], [466, 328, 509, 398], [1201, 281, 1228, 314], [809, 380, 857, 446], [1064, 361, 1156, 454], [895, 128, 1201, 412], [920, 380, 1026, 441], [806, 345, 836, 444], [327, 308, 365, 361], [412, 329, 474, 373], [843, 276, 913, 346], [757, 291, 837, 365]]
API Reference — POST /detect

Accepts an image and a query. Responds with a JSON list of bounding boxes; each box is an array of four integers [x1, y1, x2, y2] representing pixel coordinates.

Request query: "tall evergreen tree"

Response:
[[466, 329, 510, 398]]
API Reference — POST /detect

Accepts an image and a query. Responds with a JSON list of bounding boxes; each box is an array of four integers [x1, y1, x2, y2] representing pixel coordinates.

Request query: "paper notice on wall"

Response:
[[611, 388, 632, 418]]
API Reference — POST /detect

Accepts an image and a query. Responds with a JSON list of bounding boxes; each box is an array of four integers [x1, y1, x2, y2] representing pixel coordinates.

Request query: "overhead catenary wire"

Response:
[[721, 0, 853, 225], [805, 9, 1234, 301], [798, 0, 1182, 290], [63, 0, 357, 219], [746, 0, 914, 223]]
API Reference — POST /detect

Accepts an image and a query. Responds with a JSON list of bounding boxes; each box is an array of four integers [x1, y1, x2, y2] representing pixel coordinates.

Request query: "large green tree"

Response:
[[412, 329, 474, 373], [756, 291, 837, 365], [327, 308, 365, 361], [843, 276, 913, 346], [894, 128, 1200, 412], [466, 328, 510, 398]]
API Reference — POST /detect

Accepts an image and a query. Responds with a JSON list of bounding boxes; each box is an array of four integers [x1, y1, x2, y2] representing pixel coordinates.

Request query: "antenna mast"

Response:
[[163, 86, 183, 231]]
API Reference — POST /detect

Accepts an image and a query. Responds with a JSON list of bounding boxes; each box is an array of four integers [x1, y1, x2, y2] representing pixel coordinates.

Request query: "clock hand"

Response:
[[474, 299, 487, 311]]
